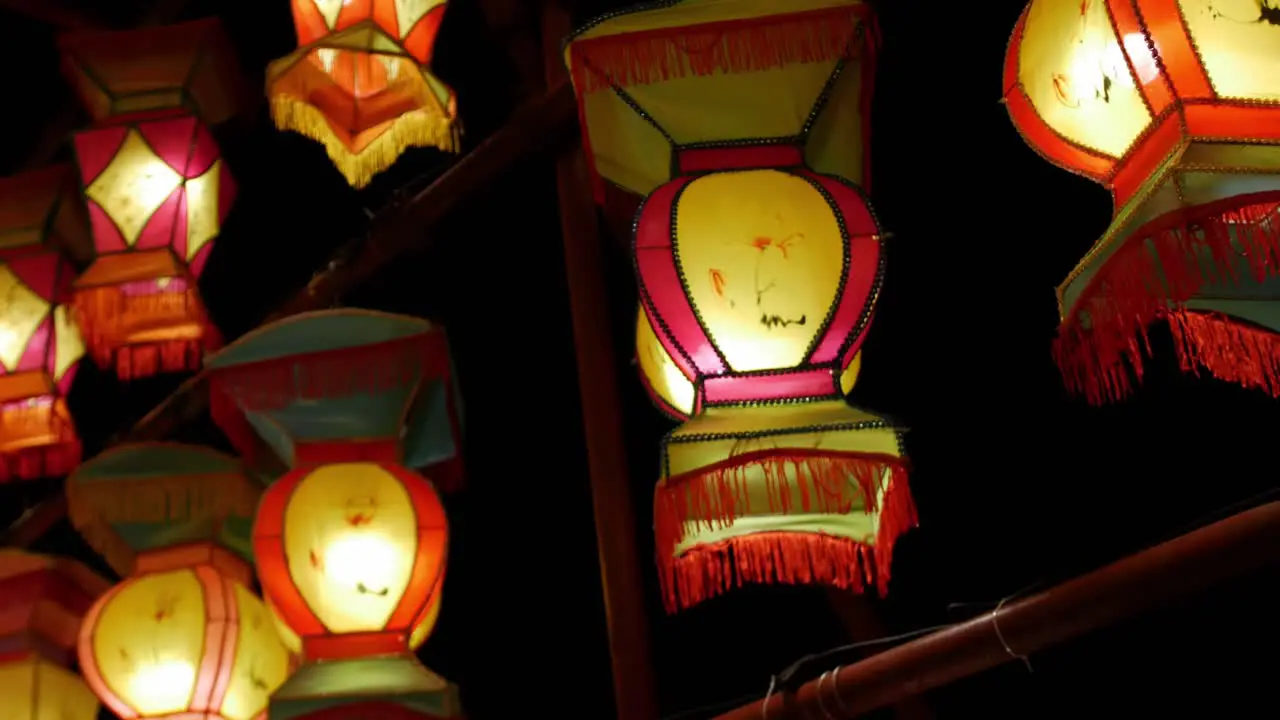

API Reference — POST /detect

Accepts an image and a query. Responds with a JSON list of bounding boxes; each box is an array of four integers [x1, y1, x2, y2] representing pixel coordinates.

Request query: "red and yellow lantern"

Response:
[[567, 0, 917, 611], [0, 550, 109, 720], [0, 167, 90, 481], [206, 310, 462, 718], [66, 443, 293, 720], [59, 19, 240, 379], [267, 0, 460, 189], [1004, 0, 1280, 402]]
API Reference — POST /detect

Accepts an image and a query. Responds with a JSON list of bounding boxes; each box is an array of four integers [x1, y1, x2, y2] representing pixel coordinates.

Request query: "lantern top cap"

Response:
[[564, 0, 876, 197], [0, 550, 113, 598], [0, 165, 93, 264], [66, 442, 260, 576], [206, 308, 436, 370], [59, 17, 242, 125]]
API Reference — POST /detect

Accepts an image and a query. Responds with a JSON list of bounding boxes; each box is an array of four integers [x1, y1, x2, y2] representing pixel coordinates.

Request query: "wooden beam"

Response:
[[713, 501, 1280, 719], [3, 81, 579, 548], [826, 591, 934, 720], [14, 0, 194, 172], [541, 4, 658, 720], [0, 0, 99, 29]]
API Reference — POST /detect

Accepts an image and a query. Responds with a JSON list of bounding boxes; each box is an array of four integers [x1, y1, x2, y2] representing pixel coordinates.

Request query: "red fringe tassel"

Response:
[[1053, 198, 1280, 404], [654, 449, 916, 612], [569, 6, 873, 95], [72, 285, 221, 380], [0, 439, 82, 483], [1167, 310, 1280, 397]]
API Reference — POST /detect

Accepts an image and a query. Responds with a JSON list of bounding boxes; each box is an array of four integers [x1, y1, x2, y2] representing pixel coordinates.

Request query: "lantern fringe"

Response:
[[654, 450, 916, 612], [270, 95, 460, 190], [0, 439, 82, 483], [569, 5, 873, 95], [66, 471, 260, 575], [1053, 198, 1280, 404], [71, 284, 219, 379], [1167, 310, 1280, 397]]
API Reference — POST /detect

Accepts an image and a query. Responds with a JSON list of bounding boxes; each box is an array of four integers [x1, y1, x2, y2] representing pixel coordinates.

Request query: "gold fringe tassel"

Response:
[[66, 471, 261, 576], [270, 95, 461, 190]]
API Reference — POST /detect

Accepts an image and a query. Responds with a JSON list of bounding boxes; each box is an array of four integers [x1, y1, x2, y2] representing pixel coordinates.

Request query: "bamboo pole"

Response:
[[714, 501, 1280, 719], [540, 4, 659, 719]]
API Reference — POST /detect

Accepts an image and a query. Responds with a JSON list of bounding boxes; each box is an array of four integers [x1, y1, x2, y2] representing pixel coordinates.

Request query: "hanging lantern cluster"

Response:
[[0, 167, 90, 482], [58, 19, 241, 380], [1004, 0, 1280, 403], [0, 550, 109, 720], [205, 310, 464, 718], [566, 0, 918, 611], [267, 0, 460, 189], [66, 443, 294, 720]]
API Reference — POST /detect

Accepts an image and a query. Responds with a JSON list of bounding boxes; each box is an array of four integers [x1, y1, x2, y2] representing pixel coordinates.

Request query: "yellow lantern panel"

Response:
[[84, 130, 184, 247], [282, 463, 419, 634], [0, 655, 100, 720], [222, 584, 293, 720], [675, 170, 844, 372], [636, 307, 696, 416], [88, 569, 206, 716], [1017, 0, 1151, 157], [0, 265, 49, 372], [1179, 0, 1280, 100]]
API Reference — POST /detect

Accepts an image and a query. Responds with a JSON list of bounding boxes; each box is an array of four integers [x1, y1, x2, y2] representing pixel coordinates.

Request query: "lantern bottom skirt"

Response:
[[72, 282, 222, 380], [654, 400, 917, 612], [0, 398, 81, 482], [269, 655, 462, 720], [1053, 168, 1280, 404]]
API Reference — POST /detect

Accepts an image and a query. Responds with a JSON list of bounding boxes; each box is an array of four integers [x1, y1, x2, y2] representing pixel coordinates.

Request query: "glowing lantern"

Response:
[[567, 0, 917, 611], [267, 0, 460, 189], [66, 443, 293, 720], [59, 19, 240, 379], [0, 550, 109, 720], [1004, 0, 1280, 402], [205, 310, 463, 718], [0, 167, 91, 481]]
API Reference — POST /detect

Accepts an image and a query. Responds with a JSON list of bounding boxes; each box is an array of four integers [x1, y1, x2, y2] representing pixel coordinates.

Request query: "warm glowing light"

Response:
[[125, 659, 197, 711], [323, 531, 400, 595], [282, 463, 418, 633], [84, 130, 183, 246], [675, 170, 844, 372], [635, 307, 695, 416]]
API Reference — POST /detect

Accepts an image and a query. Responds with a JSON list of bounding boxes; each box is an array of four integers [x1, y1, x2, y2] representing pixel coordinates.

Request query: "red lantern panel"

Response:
[[634, 146, 883, 415], [70, 115, 230, 378], [292, 0, 448, 64], [254, 460, 447, 662]]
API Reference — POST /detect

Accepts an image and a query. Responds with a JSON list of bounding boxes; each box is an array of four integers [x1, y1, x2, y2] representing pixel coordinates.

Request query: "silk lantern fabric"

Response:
[[59, 19, 240, 379], [567, 0, 918, 611], [1005, 0, 1280, 402]]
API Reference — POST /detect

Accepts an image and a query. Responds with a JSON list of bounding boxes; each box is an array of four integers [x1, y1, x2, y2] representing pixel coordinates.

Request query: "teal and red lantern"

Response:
[[205, 309, 463, 719]]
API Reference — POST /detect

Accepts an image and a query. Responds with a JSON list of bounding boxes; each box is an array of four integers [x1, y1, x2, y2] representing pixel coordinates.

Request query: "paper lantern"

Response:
[[1004, 0, 1280, 402], [0, 550, 109, 720], [266, 0, 460, 189], [78, 543, 293, 720], [59, 19, 240, 379], [567, 0, 917, 611], [205, 310, 463, 719], [0, 167, 93, 481]]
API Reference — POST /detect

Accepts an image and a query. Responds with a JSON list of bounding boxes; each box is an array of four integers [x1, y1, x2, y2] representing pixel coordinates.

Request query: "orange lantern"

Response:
[[1004, 0, 1280, 402], [0, 550, 109, 720], [59, 19, 240, 379], [67, 443, 293, 720], [206, 310, 461, 718], [0, 167, 91, 481], [267, 0, 460, 189]]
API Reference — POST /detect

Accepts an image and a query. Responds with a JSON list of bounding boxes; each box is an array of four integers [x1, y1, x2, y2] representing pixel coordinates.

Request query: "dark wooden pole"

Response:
[[714, 501, 1280, 719], [541, 5, 659, 720]]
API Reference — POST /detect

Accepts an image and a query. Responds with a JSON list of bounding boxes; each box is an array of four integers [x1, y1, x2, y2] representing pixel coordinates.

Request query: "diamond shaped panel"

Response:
[[85, 130, 183, 247], [0, 266, 50, 372]]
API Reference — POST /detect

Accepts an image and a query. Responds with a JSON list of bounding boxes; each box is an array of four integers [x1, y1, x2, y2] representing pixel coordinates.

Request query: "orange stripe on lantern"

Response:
[[1106, 0, 1174, 114], [1184, 102, 1280, 141], [193, 565, 236, 714], [253, 470, 328, 638], [78, 581, 137, 720], [383, 464, 446, 631], [1111, 109, 1184, 208], [1131, 0, 1213, 99]]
